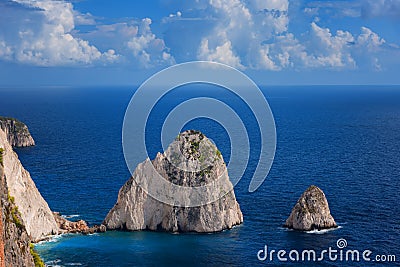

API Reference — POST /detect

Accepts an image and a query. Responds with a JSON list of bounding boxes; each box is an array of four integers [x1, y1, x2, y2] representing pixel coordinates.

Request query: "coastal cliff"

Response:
[[284, 185, 337, 231], [0, 117, 35, 147], [0, 153, 35, 267], [104, 130, 243, 232], [0, 128, 58, 242]]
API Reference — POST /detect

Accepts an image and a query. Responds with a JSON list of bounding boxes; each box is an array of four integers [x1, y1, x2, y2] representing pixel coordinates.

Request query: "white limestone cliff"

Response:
[[0, 128, 58, 242]]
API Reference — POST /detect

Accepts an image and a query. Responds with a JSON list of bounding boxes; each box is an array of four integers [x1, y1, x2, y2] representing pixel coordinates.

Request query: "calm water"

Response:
[[0, 86, 399, 266]]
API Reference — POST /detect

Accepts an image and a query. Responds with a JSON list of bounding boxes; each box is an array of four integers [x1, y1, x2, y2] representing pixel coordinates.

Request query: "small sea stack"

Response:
[[284, 185, 337, 231]]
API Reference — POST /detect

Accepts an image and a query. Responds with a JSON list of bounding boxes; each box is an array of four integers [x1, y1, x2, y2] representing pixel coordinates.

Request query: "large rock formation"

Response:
[[0, 117, 35, 147], [0, 128, 58, 242], [0, 155, 35, 267], [104, 130, 243, 232], [284, 185, 337, 231]]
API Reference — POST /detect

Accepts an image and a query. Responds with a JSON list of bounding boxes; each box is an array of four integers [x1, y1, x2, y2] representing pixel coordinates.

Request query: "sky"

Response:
[[0, 0, 399, 86]]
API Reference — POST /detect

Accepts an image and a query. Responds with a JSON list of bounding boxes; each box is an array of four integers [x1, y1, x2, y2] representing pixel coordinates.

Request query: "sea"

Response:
[[0, 85, 399, 266]]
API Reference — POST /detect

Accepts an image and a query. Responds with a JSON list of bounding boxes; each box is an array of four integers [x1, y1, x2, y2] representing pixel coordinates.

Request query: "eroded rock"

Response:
[[284, 185, 337, 231], [104, 130, 243, 233]]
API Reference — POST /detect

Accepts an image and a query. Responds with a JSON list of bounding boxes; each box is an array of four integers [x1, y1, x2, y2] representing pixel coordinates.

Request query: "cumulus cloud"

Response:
[[0, 0, 174, 68], [198, 39, 243, 68], [127, 18, 175, 68], [0, 0, 397, 72], [357, 27, 385, 49], [196, 0, 290, 68], [261, 23, 387, 70], [83, 18, 175, 68], [0, 0, 118, 66], [308, 22, 356, 68], [188, 0, 396, 71]]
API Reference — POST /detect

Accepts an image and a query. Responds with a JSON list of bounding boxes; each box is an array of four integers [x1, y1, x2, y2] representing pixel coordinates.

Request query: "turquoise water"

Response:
[[0, 85, 399, 266]]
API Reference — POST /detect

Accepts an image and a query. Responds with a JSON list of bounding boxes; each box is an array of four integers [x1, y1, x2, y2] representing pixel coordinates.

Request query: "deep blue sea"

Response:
[[0, 85, 399, 266]]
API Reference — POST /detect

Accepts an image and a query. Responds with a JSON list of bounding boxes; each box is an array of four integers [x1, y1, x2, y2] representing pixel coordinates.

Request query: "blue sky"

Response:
[[0, 0, 399, 86]]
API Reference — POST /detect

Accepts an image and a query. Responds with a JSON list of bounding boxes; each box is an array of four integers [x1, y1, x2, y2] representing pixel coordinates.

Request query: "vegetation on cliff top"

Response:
[[0, 116, 26, 132]]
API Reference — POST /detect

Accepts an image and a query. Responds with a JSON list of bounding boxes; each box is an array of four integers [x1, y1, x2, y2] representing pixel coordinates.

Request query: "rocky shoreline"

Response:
[[53, 212, 106, 235]]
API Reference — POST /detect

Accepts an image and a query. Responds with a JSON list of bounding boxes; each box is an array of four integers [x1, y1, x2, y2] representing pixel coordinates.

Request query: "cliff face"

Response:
[[284, 185, 337, 231], [0, 160, 34, 267], [104, 130, 243, 232], [0, 128, 58, 242], [0, 117, 35, 148]]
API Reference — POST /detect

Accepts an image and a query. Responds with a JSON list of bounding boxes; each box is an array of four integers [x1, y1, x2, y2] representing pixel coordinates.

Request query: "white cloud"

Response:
[[308, 22, 356, 68], [257, 45, 280, 70], [73, 11, 96, 26], [190, 0, 394, 71], [81, 17, 174, 68], [357, 27, 385, 49], [0, 0, 175, 68], [304, 7, 319, 16], [169, 11, 182, 18], [196, 0, 290, 68], [0, 0, 118, 66], [198, 39, 243, 68], [126, 18, 175, 67], [0, 0, 397, 72]]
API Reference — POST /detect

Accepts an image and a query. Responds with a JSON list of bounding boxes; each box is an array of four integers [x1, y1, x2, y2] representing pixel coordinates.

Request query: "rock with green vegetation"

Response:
[[0, 117, 35, 147], [104, 130, 243, 232], [284, 185, 337, 231], [1, 162, 35, 267], [30, 244, 45, 267]]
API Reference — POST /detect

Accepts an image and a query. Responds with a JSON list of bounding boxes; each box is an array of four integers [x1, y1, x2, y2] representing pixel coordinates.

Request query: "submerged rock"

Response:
[[284, 185, 337, 231], [104, 130, 243, 232], [0, 117, 35, 147]]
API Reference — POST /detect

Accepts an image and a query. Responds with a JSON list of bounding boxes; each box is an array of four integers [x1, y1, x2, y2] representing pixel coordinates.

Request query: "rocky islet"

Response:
[[284, 185, 338, 231]]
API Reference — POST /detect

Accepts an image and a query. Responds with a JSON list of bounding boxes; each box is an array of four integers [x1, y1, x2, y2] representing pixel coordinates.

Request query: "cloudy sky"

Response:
[[0, 0, 399, 86]]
